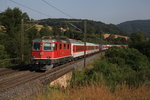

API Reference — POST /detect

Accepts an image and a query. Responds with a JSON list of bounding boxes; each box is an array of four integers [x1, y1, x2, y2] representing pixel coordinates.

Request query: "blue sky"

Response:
[[0, 0, 150, 24]]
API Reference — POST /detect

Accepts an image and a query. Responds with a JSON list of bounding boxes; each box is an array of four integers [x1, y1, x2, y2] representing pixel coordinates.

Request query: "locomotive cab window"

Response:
[[33, 42, 40, 51], [44, 43, 54, 51]]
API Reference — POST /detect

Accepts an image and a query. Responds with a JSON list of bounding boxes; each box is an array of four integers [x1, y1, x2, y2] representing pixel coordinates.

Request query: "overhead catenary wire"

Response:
[[25, 24, 36, 31], [9, 0, 51, 18], [9, 0, 83, 32], [8, 0, 48, 32], [41, 0, 74, 18], [41, 0, 83, 32], [68, 23, 82, 32]]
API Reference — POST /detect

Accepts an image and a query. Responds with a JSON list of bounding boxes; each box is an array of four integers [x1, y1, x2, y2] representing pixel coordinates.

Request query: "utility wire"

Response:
[[9, 0, 82, 32], [41, 0, 82, 32], [9, 0, 47, 31], [69, 23, 82, 32], [9, 0, 51, 18], [25, 24, 36, 31], [25, 20, 41, 31], [41, 0, 74, 18]]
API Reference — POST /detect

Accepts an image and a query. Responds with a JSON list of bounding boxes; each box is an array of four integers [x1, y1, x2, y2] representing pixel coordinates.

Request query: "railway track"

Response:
[[0, 70, 30, 82], [0, 65, 30, 77], [0, 68, 17, 76], [0, 52, 102, 100], [0, 59, 74, 92]]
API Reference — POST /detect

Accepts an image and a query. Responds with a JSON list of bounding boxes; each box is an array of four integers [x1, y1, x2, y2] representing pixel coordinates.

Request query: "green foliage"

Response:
[[71, 71, 87, 86], [105, 47, 150, 87], [71, 47, 150, 88], [92, 60, 123, 87], [39, 18, 126, 43], [27, 28, 38, 43], [64, 30, 84, 41], [0, 32, 8, 45], [135, 41, 150, 61], [0, 8, 29, 35], [39, 27, 53, 37], [0, 45, 8, 59], [0, 33, 14, 58], [105, 47, 149, 71], [0, 44, 11, 67], [129, 32, 150, 61], [0, 8, 30, 66], [129, 32, 147, 43]]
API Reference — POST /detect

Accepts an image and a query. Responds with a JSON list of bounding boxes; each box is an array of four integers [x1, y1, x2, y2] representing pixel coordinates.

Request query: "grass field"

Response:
[[26, 84, 150, 100]]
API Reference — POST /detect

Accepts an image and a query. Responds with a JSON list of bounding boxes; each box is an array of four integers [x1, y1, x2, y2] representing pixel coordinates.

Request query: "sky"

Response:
[[0, 0, 150, 24]]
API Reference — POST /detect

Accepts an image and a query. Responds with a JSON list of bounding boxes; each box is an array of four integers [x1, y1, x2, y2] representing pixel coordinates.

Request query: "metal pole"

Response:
[[21, 19, 24, 62], [64, 20, 87, 67], [84, 20, 86, 68]]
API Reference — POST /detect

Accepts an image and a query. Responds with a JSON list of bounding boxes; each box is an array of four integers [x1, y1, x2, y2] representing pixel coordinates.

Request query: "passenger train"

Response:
[[31, 36, 127, 70]]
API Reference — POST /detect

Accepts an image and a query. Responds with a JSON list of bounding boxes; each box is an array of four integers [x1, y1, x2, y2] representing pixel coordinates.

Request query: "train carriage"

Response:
[[70, 40, 99, 58]]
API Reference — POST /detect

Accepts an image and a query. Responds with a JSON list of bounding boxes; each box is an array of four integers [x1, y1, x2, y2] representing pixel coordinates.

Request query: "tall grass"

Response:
[[26, 84, 150, 100]]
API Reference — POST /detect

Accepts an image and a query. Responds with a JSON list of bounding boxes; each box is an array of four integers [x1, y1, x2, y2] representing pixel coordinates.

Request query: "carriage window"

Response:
[[44, 43, 54, 51], [55, 43, 57, 50], [60, 44, 62, 49], [68, 44, 69, 49], [33, 42, 40, 51], [64, 44, 66, 49]]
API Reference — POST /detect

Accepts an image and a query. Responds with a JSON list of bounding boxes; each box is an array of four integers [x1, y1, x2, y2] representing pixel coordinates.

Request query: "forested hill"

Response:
[[117, 20, 150, 37], [39, 18, 125, 35]]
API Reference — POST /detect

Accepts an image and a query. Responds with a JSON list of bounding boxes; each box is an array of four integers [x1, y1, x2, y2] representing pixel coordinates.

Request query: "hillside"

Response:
[[117, 20, 150, 37], [39, 18, 125, 35]]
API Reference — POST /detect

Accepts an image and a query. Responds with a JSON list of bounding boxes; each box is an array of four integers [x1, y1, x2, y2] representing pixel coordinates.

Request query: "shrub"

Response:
[[0, 45, 11, 67], [105, 47, 150, 71], [71, 47, 150, 88]]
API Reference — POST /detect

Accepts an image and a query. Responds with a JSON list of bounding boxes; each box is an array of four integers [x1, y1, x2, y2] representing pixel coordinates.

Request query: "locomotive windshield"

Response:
[[44, 43, 54, 51], [33, 42, 40, 51]]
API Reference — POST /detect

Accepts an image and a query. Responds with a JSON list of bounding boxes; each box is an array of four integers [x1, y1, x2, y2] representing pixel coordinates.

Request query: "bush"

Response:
[[0, 45, 8, 59], [105, 47, 150, 71], [71, 47, 150, 88], [104, 47, 150, 87], [0, 45, 11, 67], [71, 71, 86, 86]]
